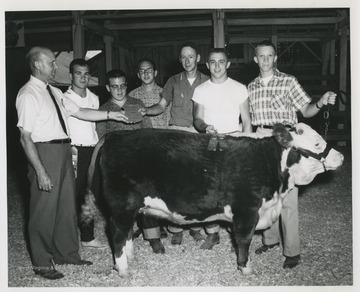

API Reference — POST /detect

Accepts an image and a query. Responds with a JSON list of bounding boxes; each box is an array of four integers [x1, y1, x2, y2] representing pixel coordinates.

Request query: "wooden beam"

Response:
[[227, 16, 345, 26], [105, 20, 212, 30], [300, 41, 322, 62], [212, 10, 225, 48], [82, 19, 116, 37], [104, 35, 113, 72], [339, 26, 348, 111], [72, 11, 85, 59], [321, 41, 330, 85]]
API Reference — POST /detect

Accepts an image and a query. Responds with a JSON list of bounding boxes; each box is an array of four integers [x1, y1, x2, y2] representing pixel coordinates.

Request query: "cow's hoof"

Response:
[[238, 258, 252, 275], [113, 265, 129, 278]]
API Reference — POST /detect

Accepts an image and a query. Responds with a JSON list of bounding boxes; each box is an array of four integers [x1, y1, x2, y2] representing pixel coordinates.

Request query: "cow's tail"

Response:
[[80, 136, 106, 225]]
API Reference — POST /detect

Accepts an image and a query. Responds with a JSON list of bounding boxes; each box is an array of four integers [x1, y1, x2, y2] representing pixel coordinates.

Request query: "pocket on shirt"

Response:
[[271, 94, 287, 111], [172, 89, 185, 107]]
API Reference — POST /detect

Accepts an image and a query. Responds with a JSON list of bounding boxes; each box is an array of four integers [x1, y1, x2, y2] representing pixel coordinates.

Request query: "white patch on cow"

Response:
[[256, 192, 283, 230], [140, 197, 234, 224], [115, 246, 128, 277], [280, 148, 291, 172], [239, 257, 252, 275], [125, 239, 134, 262]]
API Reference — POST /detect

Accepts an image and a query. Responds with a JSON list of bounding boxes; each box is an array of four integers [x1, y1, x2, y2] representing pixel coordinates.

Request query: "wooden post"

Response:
[[104, 35, 113, 73], [339, 26, 347, 111], [119, 47, 126, 71], [322, 41, 330, 86], [72, 11, 85, 59], [212, 10, 225, 48]]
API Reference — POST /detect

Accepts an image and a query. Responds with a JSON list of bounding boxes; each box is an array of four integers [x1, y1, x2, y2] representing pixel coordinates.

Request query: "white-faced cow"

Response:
[[81, 123, 343, 277]]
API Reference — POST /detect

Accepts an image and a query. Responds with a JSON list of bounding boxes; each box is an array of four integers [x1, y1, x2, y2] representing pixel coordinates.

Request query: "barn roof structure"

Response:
[[5, 8, 351, 142]]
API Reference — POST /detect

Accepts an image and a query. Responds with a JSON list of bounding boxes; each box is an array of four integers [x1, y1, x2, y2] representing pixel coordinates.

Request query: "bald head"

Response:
[[26, 47, 53, 72], [26, 47, 58, 82]]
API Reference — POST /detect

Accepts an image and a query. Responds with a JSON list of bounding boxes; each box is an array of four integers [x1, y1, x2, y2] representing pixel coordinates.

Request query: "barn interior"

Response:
[[5, 8, 351, 167]]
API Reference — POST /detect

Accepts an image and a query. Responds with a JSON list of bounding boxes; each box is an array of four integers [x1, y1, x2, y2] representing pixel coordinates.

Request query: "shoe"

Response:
[[34, 268, 64, 280], [171, 231, 183, 245], [189, 229, 206, 241], [81, 239, 107, 248], [160, 227, 168, 239], [149, 239, 165, 254], [254, 243, 280, 255], [72, 260, 93, 266], [283, 255, 301, 269], [200, 233, 220, 250]]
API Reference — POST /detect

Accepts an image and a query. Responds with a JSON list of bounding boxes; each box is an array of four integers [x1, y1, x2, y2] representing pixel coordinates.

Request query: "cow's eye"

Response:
[[315, 143, 319, 147], [297, 128, 304, 135]]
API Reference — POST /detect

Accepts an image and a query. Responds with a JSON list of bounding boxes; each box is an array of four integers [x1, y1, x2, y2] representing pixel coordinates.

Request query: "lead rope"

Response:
[[323, 105, 331, 140]]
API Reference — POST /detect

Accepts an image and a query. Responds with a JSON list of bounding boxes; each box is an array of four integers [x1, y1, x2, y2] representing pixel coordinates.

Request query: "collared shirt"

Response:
[[96, 96, 153, 139], [16, 75, 79, 142], [248, 69, 311, 126], [64, 87, 99, 146], [162, 71, 209, 127], [129, 84, 170, 129]]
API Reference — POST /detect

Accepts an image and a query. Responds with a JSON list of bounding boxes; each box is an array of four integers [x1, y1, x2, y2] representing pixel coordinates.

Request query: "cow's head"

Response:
[[273, 123, 344, 185]]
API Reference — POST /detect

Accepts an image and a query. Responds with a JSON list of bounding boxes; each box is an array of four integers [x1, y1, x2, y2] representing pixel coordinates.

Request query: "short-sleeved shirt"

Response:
[[192, 78, 248, 134], [162, 71, 209, 127], [96, 96, 152, 139], [64, 87, 99, 146], [129, 84, 170, 129], [247, 69, 311, 126], [16, 75, 79, 142]]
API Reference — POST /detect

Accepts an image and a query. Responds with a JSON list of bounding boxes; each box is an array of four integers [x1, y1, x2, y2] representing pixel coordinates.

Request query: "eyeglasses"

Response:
[[138, 68, 154, 75], [110, 84, 127, 90]]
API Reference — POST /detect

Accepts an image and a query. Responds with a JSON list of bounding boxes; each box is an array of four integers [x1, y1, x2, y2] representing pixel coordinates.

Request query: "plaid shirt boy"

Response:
[[248, 69, 311, 126]]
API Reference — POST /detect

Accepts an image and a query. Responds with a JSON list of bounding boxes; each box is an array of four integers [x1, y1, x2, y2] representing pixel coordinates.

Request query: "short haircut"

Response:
[[179, 41, 199, 55], [105, 69, 127, 85], [255, 40, 277, 54], [207, 48, 229, 61], [69, 58, 90, 73], [137, 59, 156, 71]]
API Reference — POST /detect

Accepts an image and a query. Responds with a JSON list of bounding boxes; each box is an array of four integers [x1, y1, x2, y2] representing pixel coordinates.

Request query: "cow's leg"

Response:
[[126, 228, 135, 262], [232, 209, 259, 275], [110, 214, 134, 277]]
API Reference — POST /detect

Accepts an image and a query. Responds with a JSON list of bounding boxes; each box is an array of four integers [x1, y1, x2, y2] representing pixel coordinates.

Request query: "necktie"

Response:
[[46, 85, 68, 135]]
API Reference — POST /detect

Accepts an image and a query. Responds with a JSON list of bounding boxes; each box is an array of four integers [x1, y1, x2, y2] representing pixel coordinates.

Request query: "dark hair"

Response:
[[69, 58, 90, 73], [207, 48, 229, 61], [137, 59, 156, 71], [105, 69, 126, 85], [255, 40, 277, 54], [179, 41, 199, 55]]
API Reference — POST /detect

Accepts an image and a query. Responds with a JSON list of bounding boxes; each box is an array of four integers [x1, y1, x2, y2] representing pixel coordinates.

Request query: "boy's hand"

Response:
[[321, 91, 337, 106]]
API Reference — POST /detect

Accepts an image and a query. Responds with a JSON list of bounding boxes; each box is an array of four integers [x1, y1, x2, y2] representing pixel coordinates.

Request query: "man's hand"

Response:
[[205, 125, 217, 134], [108, 111, 129, 123], [139, 107, 147, 116], [37, 169, 53, 192], [320, 91, 337, 106]]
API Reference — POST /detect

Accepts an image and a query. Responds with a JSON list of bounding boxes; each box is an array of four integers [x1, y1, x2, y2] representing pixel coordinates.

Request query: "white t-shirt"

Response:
[[192, 77, 248, 134], [16, 76, 79, 142], [64, 87, 99, 146]]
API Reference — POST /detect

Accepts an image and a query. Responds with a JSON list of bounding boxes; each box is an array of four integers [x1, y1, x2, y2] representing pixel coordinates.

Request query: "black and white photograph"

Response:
[[1, 0, 358, 290]]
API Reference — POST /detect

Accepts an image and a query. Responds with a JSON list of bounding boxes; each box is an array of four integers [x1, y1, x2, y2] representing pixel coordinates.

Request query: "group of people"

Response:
[[15, 40, 337, 280]]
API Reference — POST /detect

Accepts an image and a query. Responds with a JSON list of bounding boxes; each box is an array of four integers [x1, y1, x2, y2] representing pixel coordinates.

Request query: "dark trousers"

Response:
[[75, 146, 99, 242], [28, 143, 81, 268]]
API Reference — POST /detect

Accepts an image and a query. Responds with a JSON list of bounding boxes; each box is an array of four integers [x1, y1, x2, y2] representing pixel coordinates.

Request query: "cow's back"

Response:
[[99, 129, 284, 220]]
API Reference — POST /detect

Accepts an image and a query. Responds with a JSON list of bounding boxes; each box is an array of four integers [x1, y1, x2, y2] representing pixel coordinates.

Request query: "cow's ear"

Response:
[[272, 124, 293, 148]]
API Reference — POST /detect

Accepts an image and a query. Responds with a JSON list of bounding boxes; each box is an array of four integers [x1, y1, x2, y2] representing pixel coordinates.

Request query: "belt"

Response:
[[38, 138, 71, 144], [258, 124, 293, 129], [73, 144, 96, 148]]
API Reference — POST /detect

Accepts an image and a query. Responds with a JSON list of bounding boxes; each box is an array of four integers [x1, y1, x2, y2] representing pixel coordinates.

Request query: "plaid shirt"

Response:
[[248, 69, 311, 126]]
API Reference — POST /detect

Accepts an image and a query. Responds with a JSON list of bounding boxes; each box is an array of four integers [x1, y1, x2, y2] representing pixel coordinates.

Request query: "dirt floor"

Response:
[[6, 145, 353, 287]]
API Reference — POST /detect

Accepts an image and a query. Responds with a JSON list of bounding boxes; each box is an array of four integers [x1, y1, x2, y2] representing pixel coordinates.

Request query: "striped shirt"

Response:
[[248, 69, 311, 126]]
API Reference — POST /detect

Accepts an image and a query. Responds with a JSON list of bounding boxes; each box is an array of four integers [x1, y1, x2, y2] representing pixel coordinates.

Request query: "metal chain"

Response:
[[323, 105, 331, 140]]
